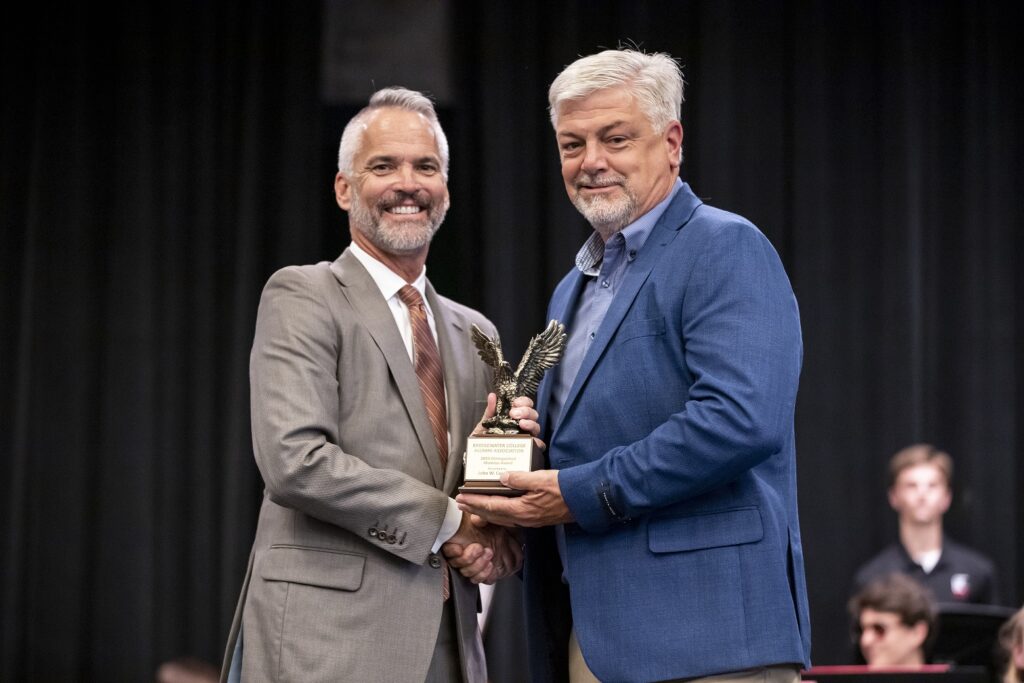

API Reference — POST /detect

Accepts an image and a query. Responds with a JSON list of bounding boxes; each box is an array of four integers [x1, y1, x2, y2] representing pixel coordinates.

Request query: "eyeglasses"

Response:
[[853, 622, 889, 639]]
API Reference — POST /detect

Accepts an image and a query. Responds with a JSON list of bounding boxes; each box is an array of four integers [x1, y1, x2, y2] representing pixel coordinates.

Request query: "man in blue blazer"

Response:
[[457, 49, 811, 682]]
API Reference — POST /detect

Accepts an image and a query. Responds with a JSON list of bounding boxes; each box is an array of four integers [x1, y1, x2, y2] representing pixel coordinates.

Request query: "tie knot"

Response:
[[397, 284, 424, 309]]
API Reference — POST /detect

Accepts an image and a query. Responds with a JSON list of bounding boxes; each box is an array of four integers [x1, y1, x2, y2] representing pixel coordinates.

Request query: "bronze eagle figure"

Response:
[[470, 320, 567, 434]]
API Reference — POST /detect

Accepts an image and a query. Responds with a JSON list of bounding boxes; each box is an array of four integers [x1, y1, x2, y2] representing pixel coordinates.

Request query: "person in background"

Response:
[[997, 605, 1024, 683], [853, 443, 999, 604], [848, 573, 937, 668], [156, 657, 218, 683]]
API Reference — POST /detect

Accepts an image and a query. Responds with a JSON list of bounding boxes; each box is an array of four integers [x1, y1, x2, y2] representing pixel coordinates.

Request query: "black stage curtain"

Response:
[[0, 3, 326, 680], [2, 1, 1021, 679]]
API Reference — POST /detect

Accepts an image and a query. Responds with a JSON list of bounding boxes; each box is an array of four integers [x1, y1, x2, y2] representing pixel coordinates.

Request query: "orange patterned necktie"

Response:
[[397, 285, 451, 600], [397, 285, 449, 467]]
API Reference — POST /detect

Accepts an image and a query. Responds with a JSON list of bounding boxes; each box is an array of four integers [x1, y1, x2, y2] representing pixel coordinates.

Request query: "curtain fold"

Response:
[[2, 3, 324, 679]]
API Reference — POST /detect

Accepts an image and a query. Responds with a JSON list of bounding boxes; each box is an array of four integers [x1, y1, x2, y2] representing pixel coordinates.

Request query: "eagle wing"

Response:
[[471, 323, 517, 389], [470, 323, 505, 369], [514, 320, 567, 400]]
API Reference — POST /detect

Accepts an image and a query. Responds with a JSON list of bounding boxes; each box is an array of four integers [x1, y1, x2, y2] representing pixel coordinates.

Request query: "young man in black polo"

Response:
[[853, 443, 999, 604]]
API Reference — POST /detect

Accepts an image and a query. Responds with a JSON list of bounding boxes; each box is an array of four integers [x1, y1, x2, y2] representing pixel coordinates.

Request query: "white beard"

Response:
[[570, 173, 638, 237]]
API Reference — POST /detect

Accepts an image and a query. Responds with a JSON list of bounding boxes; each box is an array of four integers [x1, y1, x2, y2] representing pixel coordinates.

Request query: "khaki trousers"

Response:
[[569, 628, 800, 683]]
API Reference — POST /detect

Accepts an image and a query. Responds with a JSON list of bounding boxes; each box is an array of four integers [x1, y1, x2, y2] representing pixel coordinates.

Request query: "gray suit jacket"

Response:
[[222, 248, 495, 682]]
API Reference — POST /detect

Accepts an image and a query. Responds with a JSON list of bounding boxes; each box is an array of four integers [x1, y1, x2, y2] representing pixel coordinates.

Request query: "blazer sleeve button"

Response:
[[368, 527, 378, 537], [387, 534, 397, 544]]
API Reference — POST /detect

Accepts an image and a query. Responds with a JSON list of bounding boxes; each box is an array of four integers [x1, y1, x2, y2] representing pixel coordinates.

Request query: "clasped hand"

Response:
[[442, 513, 523, 584], [443, 468, 575, 583]]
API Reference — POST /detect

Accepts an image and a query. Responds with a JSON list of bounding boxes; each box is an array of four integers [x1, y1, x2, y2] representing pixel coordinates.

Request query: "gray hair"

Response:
[[337, 87, 450, 178], [548, 49, 685, 134]]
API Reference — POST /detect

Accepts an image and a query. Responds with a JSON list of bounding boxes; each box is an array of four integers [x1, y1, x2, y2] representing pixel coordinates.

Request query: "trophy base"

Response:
[[458, 481, 525, 497], [460, 433, 537, 496]]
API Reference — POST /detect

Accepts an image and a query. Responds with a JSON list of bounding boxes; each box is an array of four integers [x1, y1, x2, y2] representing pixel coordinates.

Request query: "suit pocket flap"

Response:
[[261, 545, 365, 591], [617, 316, 666, 343], [648, 507, 763, 553]]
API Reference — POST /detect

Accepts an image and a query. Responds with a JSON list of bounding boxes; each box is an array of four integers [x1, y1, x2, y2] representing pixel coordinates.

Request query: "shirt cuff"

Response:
[[431, 498, 463, 553]]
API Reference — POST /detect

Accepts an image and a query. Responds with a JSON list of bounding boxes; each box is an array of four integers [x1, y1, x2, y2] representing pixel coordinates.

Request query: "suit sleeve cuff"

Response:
[[431, 498, 463, 553], [559, 462, 630, 534]]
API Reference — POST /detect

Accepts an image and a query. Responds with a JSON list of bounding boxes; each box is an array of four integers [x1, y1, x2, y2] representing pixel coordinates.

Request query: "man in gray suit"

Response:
[[221, 87, 531, 682]]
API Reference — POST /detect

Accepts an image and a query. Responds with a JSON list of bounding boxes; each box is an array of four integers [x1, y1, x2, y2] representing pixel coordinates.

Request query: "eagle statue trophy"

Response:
[[470, 320, 567, 434]]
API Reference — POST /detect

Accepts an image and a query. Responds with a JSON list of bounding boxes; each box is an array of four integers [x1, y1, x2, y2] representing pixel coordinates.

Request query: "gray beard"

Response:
[[571, 190, 638, 239], [348, 190, 448, 254]]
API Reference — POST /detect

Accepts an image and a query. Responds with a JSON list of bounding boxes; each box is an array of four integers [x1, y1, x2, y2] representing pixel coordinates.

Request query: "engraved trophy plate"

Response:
[[459, 320, 566, 496], [460, 434, 537, 496]]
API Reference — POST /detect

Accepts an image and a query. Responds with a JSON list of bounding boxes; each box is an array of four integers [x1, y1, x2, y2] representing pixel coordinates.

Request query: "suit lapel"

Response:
[[329, 250, 446, 487], [536, 270, 586, 435], [425, 283, 473, 494], [557, 186, 703, 427]]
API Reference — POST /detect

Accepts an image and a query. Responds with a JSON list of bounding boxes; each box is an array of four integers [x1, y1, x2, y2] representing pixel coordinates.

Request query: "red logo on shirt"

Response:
[[950, 573, 971, 600]]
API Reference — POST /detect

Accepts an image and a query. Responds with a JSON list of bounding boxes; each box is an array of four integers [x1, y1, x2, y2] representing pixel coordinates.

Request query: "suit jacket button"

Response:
[[377, 530, 388, 541], [429, 554, 442, 569], [368, 527, 378, 537], [387, 534, 397, 544]]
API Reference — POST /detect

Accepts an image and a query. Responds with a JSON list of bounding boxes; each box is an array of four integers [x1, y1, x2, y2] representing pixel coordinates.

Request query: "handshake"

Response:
[[440, 393, 575, 583], [441, 513, 523, 585], [439, 393, 536, 584]]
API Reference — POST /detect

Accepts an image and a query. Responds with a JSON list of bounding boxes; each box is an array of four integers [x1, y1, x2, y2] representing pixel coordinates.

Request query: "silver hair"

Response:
[[548, 49, 685, 134], [337, 87, 450, 178]]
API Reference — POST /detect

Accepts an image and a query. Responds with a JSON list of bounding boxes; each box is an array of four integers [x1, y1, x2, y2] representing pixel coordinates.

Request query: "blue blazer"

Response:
[[524, 183, 811, 682]]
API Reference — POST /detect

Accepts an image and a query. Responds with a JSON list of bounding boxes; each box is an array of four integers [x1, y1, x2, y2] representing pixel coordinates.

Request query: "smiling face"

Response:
[[888, 463, 952, 527], [555, 86, 682, 239], [335, 107, 449, 256]]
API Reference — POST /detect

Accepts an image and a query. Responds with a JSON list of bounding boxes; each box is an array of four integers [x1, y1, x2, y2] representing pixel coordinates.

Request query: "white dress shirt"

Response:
[[349, 242, 463, 551]]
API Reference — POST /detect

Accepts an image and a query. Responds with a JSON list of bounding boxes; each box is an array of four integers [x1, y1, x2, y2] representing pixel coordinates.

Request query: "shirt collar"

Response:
[[349, 241, 429, 302], [573, 178, 683, 274]]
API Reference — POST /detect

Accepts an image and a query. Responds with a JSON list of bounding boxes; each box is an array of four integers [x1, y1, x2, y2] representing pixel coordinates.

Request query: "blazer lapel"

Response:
[[329, 250, 446, 488], [425, 283, 473, 495], [557, 186, 703, 426], [536, 270, 586, 435]]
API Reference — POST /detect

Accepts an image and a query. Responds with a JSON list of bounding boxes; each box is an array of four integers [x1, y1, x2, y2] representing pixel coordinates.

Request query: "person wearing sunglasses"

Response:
[[848, 573, 937, 668]]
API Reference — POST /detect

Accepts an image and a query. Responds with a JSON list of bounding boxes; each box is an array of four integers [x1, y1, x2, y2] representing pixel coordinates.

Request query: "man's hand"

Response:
[[455, 470, 573, 528], [442, 513, 523, 584], [475, 393, 545, 448]]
